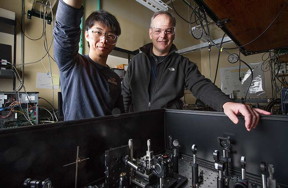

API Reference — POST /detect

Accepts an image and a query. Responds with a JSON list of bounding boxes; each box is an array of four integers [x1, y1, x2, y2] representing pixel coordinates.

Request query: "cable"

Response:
[[171, 0, 212, 40], [201, 6, 211, 37], [238, 51, 242, 82], [38, 105, 55, 122], [208, 43, 212, 79], [268, 51, 288, 98], [39, 97, 59, 122], [43, 1, 56, 62], [0, 111, 13, 119], [171, 0, 195, 24], [18, 0, 56, 66], [21, 0, 45, 41], [7, 62, 24, 92], [239, 59, 254, 103], [261, 53, 271, 72], [42, 1, 56, 108], [16, 0, 26, 91], [16, 92, 34, 125], [213, 33, 226, 84], [265, 98, 281, 112], [0, 100, 22, 119]]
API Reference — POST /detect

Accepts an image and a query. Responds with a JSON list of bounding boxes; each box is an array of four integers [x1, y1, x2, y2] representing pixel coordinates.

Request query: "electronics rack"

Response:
[[0, 92, 39, 128]]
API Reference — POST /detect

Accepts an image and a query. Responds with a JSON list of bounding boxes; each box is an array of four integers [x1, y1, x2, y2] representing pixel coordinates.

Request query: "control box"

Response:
[[0, 92, 39, 128]]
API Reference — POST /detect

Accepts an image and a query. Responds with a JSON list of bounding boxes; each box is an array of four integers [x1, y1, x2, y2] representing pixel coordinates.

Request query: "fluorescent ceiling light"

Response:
[[136, 0, 169, 12]]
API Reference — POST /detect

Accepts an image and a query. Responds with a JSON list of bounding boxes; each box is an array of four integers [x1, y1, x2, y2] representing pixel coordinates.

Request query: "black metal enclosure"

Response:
[[0, 110, 165, 187], [165, 110, 288, 187], [0, 109, 287, 187]]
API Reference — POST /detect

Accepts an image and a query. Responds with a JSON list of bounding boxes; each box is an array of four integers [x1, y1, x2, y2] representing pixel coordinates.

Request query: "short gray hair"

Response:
[[150, 11, 176, 28]]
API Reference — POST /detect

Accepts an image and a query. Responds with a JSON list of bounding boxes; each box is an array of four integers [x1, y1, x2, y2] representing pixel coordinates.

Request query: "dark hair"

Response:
[[150, 11, 176, 27], [85, 10, 121, 36]]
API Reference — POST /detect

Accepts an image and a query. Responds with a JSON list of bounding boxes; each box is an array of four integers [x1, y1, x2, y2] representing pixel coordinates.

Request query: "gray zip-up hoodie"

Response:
[[122, 43, 232, 112]]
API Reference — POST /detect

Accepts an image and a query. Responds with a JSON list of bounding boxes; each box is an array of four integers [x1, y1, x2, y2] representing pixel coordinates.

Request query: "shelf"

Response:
[[110, 47, 139, 60]]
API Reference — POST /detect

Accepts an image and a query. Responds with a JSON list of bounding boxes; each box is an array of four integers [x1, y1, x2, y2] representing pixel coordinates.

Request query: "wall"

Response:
[[180, 22, 273, 105], [199, 24, 272, 99]]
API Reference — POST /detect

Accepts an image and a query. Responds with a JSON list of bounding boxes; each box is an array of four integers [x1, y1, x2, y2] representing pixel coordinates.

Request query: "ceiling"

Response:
[[194, 0, 288, 55]]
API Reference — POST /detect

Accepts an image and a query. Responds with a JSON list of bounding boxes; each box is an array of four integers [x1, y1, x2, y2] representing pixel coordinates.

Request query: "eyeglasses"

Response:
[[151, 27, 175, 36], [89, 29, 118, 45]]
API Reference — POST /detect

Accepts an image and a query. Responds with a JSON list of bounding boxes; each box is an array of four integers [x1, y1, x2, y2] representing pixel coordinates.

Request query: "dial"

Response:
[[228, 53, 239, 64]]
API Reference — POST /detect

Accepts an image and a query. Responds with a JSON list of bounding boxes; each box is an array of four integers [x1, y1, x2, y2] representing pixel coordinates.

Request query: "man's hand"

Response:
[[223, 102, 271, 131]]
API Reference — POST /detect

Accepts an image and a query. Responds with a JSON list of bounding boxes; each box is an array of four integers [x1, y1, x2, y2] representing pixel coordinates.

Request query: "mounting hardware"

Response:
[[191, 26, 204, 39], [228, 53, 240, 64]]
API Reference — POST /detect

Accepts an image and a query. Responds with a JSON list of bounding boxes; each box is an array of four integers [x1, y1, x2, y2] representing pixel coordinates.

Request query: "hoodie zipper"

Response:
[[149, 55, 170, 110], [140, 44, 175, 111]]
